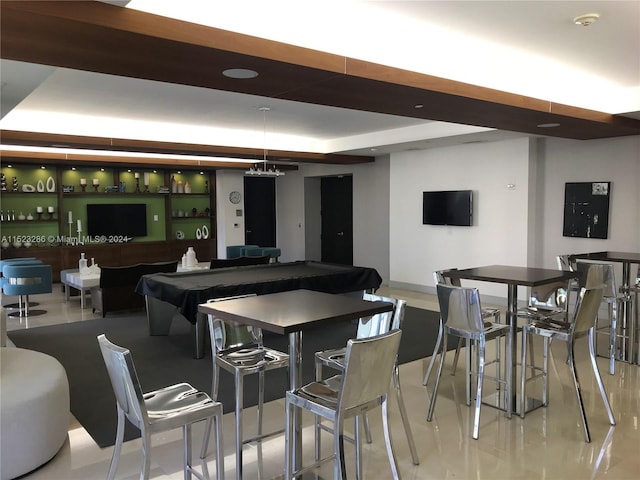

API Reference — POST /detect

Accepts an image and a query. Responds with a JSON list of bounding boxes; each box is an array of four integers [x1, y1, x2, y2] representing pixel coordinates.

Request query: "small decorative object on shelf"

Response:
[[143, 172, 150, 193], [62, 185, 74, 193], [36, 206, 43, 220], [0, 173, 6, 191], [47, 206, 55, 219], [36, 179, 44, 192], [184, 181, 191, 194], [80, 178, 87, 192], [191, 207, 197, 216], [26, 213, 33, 221], [171, 175, 177, 193], [12, 177, 19, 192], [119, 181, 126, 193], [177, 180, 184, 194], [22, 184, 35, 192], [204, 180, 209, 194], [46, 176, 55, 192], [92, 178, 100, 192], [17, 212, 26, 221], [134, 172, 141, 193]]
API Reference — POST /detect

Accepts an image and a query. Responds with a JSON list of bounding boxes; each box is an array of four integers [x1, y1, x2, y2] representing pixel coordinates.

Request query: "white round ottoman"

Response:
[[1, 347, 70, 480]]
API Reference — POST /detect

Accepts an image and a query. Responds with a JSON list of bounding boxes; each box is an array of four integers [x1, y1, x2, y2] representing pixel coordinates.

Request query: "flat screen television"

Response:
[[87, 203, 147, 237], [422, 190, 473, 226]]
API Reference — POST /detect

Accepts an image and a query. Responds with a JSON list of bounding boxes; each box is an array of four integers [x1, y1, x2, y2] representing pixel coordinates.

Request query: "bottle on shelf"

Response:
[[79, 252, 88, 274], [171, 175, 177, 194]]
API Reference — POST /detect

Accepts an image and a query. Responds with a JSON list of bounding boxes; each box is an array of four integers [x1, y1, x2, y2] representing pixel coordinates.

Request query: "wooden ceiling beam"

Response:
[[1, 0, 639, 163]]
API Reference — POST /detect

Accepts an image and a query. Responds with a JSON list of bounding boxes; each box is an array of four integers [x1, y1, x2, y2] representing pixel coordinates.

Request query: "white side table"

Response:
[[65, 271, 100, 309]]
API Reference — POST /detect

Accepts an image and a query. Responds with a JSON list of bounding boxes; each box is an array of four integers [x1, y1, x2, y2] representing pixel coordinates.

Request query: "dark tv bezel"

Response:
[[422, 190, 473, 226], [86, 203, 148, 237]]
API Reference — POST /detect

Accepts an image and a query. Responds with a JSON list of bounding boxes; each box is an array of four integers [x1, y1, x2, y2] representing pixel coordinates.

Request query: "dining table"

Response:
[[197, 289, 394, 476], [569, 251, 640, 365], [443, 264, 579, 415]]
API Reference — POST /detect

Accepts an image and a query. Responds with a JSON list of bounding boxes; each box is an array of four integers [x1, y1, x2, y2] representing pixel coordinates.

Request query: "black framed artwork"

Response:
[[563, 181, 611, 239]]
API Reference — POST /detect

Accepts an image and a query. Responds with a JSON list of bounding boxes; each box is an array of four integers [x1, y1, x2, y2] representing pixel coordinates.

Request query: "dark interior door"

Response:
[[244, 176, 276, 247], [321, 176, 353, 265]]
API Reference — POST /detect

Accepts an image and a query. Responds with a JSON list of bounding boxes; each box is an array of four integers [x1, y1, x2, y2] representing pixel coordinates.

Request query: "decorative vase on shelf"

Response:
[[171, 176, 177, 194], [184, 181, 191, 194], [177, 180, 184, 194]]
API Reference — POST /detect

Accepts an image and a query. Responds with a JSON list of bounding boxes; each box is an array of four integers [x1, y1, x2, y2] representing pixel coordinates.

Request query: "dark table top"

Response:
[[570, 251, 640, 264], [136, 260, 383, 323], [444, 264, 578, 287], [197, 289, 393, 335]]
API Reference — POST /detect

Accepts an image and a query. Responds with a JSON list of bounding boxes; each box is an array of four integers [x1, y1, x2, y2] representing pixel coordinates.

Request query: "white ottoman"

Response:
[[0, 347, 70, 480]]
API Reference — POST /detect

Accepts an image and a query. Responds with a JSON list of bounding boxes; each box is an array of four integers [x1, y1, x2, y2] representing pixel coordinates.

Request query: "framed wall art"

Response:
[[562, 181, 611, 239]]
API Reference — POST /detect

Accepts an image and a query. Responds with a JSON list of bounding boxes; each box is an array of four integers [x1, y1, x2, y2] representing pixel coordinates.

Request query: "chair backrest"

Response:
[[574, 261, 617, 298], [357, 293, 406, 338], [432, 269, 462, 287], [556, 254, 576, 272], [572, 286, 605, 334], [205, 294, 262, 354], [209, 256, 271, 269], [1, 264, 52, 296], [436, 283, 485, 333], [97, 334, 147, 430], [527, 280, 569, 310], [338, 329, 402, 413]]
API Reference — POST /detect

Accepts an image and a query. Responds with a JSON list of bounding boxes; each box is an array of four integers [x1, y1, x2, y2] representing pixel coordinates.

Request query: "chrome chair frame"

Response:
[[97, 334, 223, 480], [427, 283, 512, 440], [314, 293, 419, 471], [575, 260, 630, 374], [423, 269, 500, 389], [202, 295, 289, 480], [285, 330, 403, 480], [519, 283, 616, 442]]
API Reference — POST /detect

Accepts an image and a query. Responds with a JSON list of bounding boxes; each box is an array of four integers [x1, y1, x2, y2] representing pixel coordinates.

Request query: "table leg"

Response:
[[507, 284, 518, 412], [288, 331, 303, 472], [80, 288, 85, 309]]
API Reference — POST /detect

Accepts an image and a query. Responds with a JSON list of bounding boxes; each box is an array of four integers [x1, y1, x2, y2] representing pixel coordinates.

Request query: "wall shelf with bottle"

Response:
[[1, 162, 217, 259]]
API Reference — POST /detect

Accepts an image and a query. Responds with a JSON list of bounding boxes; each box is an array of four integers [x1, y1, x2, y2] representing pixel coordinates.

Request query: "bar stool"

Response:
[[519, 283, 616, 442], [314, 293, 419, 470], [575, 260, 630, 374], [423, 269, 500, 390], [427, 283, 512, 439], [285, 330, 403, 480], [202, 295, 289, 480]]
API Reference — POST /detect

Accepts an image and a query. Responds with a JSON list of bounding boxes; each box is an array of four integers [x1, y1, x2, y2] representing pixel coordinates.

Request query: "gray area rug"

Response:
[[8, 306, 441, 448]]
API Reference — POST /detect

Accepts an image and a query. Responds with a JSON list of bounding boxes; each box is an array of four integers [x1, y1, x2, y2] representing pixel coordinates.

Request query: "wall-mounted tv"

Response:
[[87, 203, 148, 237], [422, 190, 473, 226]]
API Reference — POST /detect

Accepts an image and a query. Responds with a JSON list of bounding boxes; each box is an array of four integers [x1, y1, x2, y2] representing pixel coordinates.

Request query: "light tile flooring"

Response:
[[4, 285, 640, 479]]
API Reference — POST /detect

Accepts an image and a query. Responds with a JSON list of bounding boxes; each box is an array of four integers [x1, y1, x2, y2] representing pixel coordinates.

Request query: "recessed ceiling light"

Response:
[[573, 13, 599, 26], [414, 104, 424, 109], [537, 123, 561, 128], [223, 68, 259, 79]]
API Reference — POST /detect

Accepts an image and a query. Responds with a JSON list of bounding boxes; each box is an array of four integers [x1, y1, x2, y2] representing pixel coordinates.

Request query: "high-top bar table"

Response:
[[443, 265, 579, 415], [198, 289, 394, 478], [570, 251, 640, 365]]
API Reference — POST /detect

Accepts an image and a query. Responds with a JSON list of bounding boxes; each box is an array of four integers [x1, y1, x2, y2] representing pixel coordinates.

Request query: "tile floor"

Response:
[[4, 284, 640, 479]]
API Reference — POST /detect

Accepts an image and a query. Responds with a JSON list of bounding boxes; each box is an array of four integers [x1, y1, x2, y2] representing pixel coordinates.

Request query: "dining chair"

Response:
[[314, 293, 419, 469], [427, 283, 512, 440], [285, 330, 403, 480], [519, 283, 616, 442], [423, 269, 500, 388], [556, 254, 580, 310], [1, 263, 51, 317], [575, 260, 630, 374], [97, 334, 223, 480], [202, 294, 289, 480]]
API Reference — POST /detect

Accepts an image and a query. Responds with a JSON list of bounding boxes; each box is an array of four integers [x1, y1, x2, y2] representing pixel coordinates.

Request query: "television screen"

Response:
[[422, 190, 473, 226], [87, 203, 148, 237]]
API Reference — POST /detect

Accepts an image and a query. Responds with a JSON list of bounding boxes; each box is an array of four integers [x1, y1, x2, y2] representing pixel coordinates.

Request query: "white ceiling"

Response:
[[1, 1, 638, 157]]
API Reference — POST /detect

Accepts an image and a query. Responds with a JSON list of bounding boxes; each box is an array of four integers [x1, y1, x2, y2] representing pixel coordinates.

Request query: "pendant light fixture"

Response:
[[245, 107, 285, 177]]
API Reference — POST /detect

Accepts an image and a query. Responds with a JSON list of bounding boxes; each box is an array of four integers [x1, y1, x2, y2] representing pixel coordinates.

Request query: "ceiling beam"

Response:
[[1, 0, 639, 161]]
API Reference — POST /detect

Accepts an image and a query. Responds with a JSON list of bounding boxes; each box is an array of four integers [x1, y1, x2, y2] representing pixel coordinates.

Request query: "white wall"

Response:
[[388, 137, 533, 300], [215, 170, 246, 258], [216, 134, 639, 303], [538, 136, 640, 268]]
